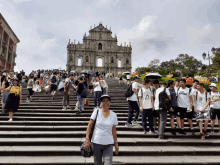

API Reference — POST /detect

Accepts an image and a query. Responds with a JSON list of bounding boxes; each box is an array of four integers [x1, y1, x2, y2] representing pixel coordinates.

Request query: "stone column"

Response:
[[4, 36, 10, 70], [0, 29, 4, 54]]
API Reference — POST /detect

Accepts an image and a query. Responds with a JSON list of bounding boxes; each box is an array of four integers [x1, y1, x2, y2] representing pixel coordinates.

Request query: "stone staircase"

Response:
[[0, 78, 219, 164]]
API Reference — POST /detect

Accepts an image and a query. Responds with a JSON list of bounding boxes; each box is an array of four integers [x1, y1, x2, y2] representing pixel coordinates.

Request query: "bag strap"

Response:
[[89, 109, 99, 140]]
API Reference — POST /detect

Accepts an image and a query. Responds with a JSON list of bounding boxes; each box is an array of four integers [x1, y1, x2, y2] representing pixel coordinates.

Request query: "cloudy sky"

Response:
[[0, 0, 220, 74]]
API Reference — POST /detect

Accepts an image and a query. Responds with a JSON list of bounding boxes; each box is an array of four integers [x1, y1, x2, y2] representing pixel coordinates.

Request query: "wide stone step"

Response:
[[0, 155, 218, 165], [0, 146, 219, 156], [0, 137, 219, 146]]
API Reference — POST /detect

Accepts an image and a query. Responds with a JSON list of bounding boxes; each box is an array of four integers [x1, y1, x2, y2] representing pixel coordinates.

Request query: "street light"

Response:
[[202, 50, 215, 77]]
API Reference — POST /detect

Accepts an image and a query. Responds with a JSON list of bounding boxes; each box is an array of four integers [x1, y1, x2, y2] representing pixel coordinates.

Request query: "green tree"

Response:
[[135, 67, 151, 74], [212, 52, 220, 71], [175, 54, 203, 77]]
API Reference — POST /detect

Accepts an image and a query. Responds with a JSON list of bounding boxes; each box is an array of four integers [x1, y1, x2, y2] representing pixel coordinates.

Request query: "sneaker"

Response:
[[131, 121, 138, 126], [148, 130, 154, 134], [62, 107, 66, 110], [158, 136, 164, 140], [154, 130, 158, 134], [8, 118, 13, 122], [125, 122, 132, 127], [82, 108, 84, 111], [179, 129, 186, 135], [143, 130, 147, 134], [26, 100, 30, 102], [66, 106, 71, 110], [52, 96, 54, 100], [74, 107, 79, 111], [76, 110, 82, 114], [191, 129, 195, 135], [210, 129, 214, 134], [204, 130, 209, 137]]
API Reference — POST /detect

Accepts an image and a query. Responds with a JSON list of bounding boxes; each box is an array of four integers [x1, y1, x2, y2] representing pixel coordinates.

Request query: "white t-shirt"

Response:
[[208, 91, 220, 109], [191, 87, 198, 106], [91, 109, 118, 145], [138, 88, 153, 109], [100, 80, 107, 88], [93, 82, 102, 92], [126, 75, 131, 79], [127, 82, 139, 101], [196, 91, 210, 111], [177, 87, 193, 108], [154, 87, 170, 110]]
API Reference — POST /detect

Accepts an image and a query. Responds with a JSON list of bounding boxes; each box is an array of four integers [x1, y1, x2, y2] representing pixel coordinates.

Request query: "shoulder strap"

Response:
[[89, 109, 99, 140], [141, 88, 143, 98]]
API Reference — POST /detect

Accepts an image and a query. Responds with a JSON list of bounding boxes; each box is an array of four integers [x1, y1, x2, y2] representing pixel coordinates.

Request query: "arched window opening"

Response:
[[118, 60, 121, 67], [97, 58, 103, 67], [98, 43, 102, 50], [69, 55, 72, 61], [111, 57, 114, 63], [78, 58, 82, 66]]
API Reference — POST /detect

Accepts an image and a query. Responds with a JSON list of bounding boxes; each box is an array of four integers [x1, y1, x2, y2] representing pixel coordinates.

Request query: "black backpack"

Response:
[[125, 83, 134, 98], [51, 76, 57, 83], [159, 88, 170, 111], [81, 85, 88, 98]]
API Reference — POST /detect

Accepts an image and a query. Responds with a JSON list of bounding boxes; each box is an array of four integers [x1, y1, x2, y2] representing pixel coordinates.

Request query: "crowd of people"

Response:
[[122, 75, 220, 140], [0, 69, 110, 120]]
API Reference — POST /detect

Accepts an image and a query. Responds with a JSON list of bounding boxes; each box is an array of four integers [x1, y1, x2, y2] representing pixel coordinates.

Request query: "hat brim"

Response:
[[100, 96, 111, 102]]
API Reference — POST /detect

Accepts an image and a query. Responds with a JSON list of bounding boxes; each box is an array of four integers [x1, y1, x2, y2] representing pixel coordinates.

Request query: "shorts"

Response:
[[89, 85, 93, 89], [196, 111, 210, 121], [210, 108, 220, 120], [177, 107, 193, 119], [153, 110, 159, 117], [2, 91, 10, 104], [169, 107, 178, 118], [50, 84, 57, 92]]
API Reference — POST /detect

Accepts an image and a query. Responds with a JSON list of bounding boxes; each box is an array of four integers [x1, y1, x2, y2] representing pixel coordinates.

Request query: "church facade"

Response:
[[66, 23, 132, 74]]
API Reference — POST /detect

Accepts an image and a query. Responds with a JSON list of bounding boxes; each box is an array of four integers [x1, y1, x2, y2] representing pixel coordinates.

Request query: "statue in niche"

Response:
[[126, 59, 129, 64], [99, 33, 102, 39], [111, 57, 114, 63], [86, 56, 89, 62]]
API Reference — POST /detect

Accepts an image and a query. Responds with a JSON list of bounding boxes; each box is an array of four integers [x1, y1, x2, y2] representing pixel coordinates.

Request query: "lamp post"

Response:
[[202, 48, 217, 77]]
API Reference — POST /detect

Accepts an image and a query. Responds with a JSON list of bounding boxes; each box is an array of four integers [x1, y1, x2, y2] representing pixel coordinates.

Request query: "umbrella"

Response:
[[123, 71, 130, 74], [81, 70, 95, 75], [145, 73, 162, 79], [71, 70, 80, 74]]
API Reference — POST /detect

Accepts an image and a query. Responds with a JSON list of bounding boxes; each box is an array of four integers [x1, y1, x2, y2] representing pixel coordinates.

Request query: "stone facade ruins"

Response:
[[66, 23, 132, 73]]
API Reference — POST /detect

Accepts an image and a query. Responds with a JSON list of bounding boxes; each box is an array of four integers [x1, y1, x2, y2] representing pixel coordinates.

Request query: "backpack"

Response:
[[159, 87, 170, 111], [81, 85, 88, 98], [125, 83, 134, 98], [28, 79, 34, 87], [51, 76, 57, 83]]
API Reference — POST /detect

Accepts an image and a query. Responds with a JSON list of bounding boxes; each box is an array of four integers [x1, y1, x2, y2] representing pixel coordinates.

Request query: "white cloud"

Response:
[[13, 0, 32, 3], [93, 0, 120, 8], [41, 36, 57, 50], [117, 16, 158, 44], [181, 24, 213, 49]]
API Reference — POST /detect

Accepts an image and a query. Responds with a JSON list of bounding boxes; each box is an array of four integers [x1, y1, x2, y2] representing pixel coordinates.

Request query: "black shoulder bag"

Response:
[[80, 109, 99, 157]]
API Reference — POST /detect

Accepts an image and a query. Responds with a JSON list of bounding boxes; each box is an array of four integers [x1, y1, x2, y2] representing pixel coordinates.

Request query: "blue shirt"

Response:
[[169, 88, 178, 107]]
